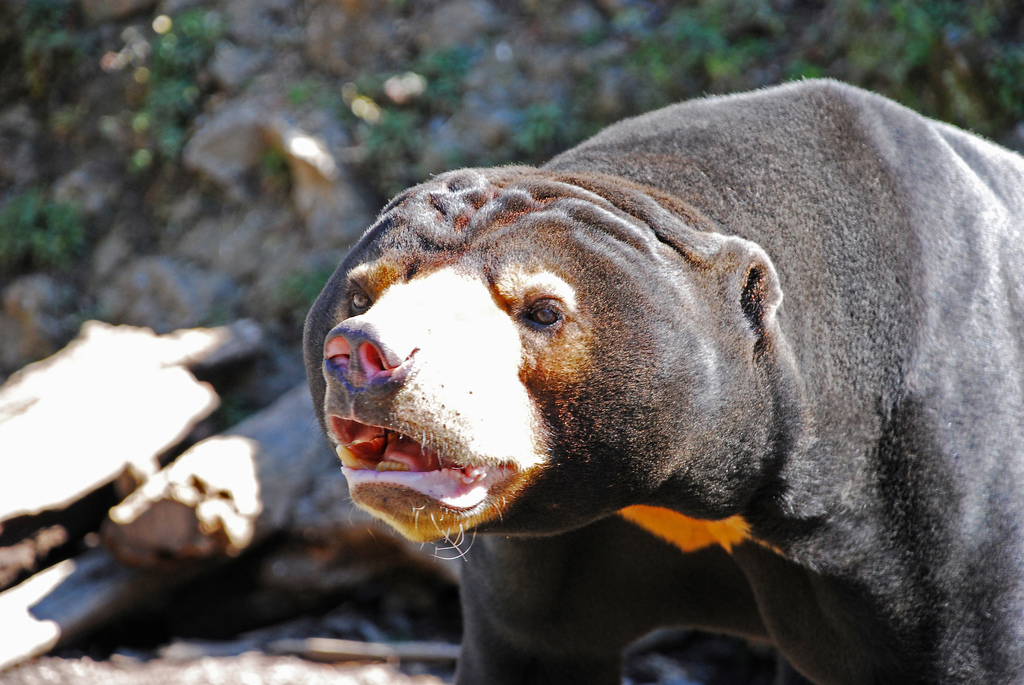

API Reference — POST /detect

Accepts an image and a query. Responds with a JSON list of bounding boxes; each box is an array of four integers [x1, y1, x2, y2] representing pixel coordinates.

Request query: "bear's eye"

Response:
[[527, 305, 560, 327], [350, 292, 371, 314]]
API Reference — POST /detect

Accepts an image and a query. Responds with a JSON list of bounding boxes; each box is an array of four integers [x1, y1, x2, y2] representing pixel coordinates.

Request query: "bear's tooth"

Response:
[[376, 461, 411, 472], [336, 444, 363, 469]]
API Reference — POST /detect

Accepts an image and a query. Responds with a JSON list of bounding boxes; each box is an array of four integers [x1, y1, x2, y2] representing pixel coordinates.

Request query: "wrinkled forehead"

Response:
[[345, 168, 668, 291]]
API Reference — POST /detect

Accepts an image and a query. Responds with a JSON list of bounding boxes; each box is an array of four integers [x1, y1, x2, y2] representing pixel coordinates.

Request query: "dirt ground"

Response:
[[2, 655, 450, 685]]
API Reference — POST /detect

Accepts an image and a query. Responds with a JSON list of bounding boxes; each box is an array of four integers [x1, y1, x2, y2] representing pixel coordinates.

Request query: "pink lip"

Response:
[[342, 464, 515, 510]]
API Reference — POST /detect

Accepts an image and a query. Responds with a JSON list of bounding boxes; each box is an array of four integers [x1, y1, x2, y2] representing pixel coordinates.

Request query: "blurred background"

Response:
[[0, 1, 1022, 683]]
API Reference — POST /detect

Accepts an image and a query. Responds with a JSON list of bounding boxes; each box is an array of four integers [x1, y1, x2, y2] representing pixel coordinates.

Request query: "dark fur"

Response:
[[305, 81, 1024, 684]]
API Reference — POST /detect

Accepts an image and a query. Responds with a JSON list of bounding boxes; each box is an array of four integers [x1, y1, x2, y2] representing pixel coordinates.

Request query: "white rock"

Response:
[[0, 321, 227, 521]]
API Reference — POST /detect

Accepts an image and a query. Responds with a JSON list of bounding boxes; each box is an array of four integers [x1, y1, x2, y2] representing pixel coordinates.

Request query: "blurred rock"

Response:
[[103, 385, 338, 564], [210, 41, 269, 92], [90, 229, 134, 285], [225, 336, 307, 410], [77, 0, 157, 23], [224, 0, 302, 47], [183, 100, 372, 245], [0, 275, 74, 375], [1004, 121, 1024, 154], [520, 44, 576, 91], [188, 318, 265, 371], [416, 117, 463, 178], [53, 160, 122, 218], [177, 206, 287, 282], [561, 2, 605, 38], [98, 256, 240, 333], [166, 189, 206, 227], [159, 0, 206, 13], [413, 0, 501, 51], [304, 0, 406, 76], [0, 104, 40, 187], [594, 65, 637, 120], [451, 98, 515, 152], [103, 381, 457, 584], [176, 204, 332, 322], [183, 104, 266, 202], [0, 525, 68, 592], [263, 118, 370, 244]]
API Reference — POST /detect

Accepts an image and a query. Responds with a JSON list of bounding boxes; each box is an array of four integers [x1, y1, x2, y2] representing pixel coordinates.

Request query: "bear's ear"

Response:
[[545, 172, 783, 344], [711, 236, 783, 347]]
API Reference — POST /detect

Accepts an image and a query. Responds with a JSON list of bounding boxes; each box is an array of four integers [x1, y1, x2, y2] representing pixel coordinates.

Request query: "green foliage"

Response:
[[578, 25, 606, 48], [416, 46, 474, 111], [132, 9, 223, 166], [987, 44, 1024, 121], [17, 0, 85, 100], [360, 109, 425, 198], [840, 1, 953, 92], [823, 0, 1022, 133], [260, 148, 292, 196], [129, 148, 154, 173], [343, 47, 478, 198], [49, 103, 85, 137], [783, 60, 825, 81], [626, 3, 776, 108], [288, 78, 319, 107], [275, 265, 337, 328], [151, 10, 223, 77], [514, 102, 567, 159], [613, 0, 1023, 138], [0, 188, 86, 275]]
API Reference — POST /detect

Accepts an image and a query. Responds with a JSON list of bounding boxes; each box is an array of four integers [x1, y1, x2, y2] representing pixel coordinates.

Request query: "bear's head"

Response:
[[304, 167, 790, 542]]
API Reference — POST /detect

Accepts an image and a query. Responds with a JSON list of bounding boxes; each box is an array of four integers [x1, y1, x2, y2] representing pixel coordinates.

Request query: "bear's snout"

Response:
[[324, 320, 412, 390]]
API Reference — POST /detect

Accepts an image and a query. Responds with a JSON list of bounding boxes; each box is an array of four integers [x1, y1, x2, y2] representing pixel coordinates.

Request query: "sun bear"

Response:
[[304, 80, 1024, 684]]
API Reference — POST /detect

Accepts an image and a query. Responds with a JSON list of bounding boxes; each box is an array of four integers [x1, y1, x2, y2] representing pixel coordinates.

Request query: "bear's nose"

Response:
[[324, 321, 404, 387]]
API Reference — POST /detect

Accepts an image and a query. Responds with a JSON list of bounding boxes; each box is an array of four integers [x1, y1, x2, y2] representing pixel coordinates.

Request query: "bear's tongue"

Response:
[[329, 417, 447, 472], [334, 433, 440, 472], [381, 432, 441, 471]]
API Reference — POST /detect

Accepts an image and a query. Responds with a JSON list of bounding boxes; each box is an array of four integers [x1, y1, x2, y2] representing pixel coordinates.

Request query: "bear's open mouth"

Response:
[[329, 415, 516, 510]]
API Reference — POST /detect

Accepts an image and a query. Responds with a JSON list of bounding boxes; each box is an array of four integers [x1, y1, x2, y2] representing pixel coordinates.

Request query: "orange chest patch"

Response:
[[619, 505, 751, 553]]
